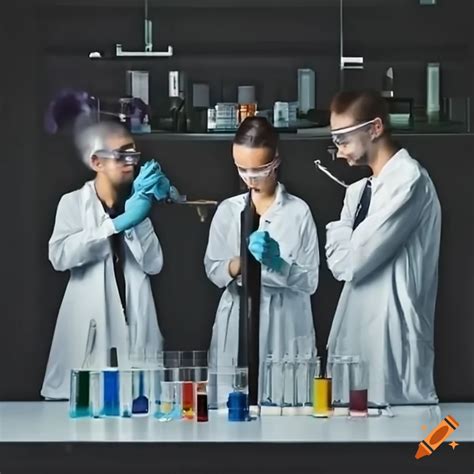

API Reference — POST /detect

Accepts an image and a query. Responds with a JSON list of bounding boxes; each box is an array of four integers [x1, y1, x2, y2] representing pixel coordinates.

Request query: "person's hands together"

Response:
[[132, 160, 161, 195], [132, 160, 171, 201]]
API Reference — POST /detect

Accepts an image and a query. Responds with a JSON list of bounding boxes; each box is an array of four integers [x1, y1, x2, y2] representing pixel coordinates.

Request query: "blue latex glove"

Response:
[[248, 231, 284, 272], [152, 173, 171, 201], [112, 191, 152, 233], [132, 160, 171, 202], [132, 160, 161, 195]]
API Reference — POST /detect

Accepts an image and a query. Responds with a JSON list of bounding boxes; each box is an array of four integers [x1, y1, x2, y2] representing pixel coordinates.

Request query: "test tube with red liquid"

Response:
[[196, 382, 209, 422], [349, 359, 368, 417]]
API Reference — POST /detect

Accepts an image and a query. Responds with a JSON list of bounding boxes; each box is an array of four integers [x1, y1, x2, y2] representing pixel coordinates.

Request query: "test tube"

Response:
[[150, 367, 163, 414], [132, 369, 150, 416], [294, 355, 307, 408], [102, 369, 120, 417], [196, 382, 209, 422], [208, 356, 235, 410], [282, 355, 295, 409], [306, 355, 317, 408], [154, 368, 182, 422], [349, 359, 368, 418], [312, 356, 331, 418], [90, 370, 102, 418], [329, 355, 353, 408], [182, 381, 195, 420], [120, 370, 133, 417], [69, 369, 91, 418], [261, 355, 276, 406]]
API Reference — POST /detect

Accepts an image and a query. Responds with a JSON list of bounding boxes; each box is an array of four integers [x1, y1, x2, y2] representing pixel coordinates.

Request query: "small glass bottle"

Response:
[[196, 382, 209, 422]]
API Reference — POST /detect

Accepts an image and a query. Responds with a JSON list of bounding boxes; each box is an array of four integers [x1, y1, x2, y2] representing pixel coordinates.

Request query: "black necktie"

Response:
[[353, 180, 372, 230], [104, 206, 127, 323]]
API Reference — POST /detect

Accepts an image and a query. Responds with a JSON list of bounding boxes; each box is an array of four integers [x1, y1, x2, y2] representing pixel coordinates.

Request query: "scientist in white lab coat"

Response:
[[204, 117, 320, 406], [41, 121, 170, 399], [325, 90, 441, 405]]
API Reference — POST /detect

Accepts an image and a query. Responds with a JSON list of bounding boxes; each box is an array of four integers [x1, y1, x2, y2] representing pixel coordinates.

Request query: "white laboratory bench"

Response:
[[0, 402, 472, 473], [0, 402, 472, 443]]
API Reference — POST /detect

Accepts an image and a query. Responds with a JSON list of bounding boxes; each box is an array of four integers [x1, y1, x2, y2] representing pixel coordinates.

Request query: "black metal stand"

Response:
[[238, 192, 261, 406]]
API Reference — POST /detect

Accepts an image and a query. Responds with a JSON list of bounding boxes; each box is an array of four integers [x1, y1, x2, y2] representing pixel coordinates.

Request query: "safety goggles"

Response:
[[94, 147, 141, 166], [236, 158, 281, 181], [331, 119, 377, 146]]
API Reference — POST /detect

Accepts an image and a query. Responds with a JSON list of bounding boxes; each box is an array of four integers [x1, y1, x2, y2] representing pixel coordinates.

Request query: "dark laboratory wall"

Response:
[[0, 1, 473, 401]]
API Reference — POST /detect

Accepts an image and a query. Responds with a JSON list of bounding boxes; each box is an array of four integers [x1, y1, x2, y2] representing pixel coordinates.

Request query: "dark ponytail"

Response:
[[233, 116, 279, 157]]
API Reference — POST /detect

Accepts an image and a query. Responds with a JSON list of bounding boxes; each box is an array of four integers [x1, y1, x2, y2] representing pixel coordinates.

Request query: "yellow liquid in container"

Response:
[[313, 378, 331, 417]]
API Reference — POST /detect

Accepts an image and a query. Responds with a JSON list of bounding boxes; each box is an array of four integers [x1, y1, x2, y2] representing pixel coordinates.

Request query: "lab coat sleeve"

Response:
[[326, 171, 425, 282], [49, 194, 116, 272], [261, 209, 320, 294], [204, 202, 235, 289], [124, 218, 163, 275]]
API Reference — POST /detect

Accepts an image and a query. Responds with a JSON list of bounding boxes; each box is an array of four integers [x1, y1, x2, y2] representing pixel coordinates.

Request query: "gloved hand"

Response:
[[152, 173, 171, 201], [132, 160, 171, 202], [132, 160, 161, 195], [112, 191, 152, 233], [248, 231, 284, 272]]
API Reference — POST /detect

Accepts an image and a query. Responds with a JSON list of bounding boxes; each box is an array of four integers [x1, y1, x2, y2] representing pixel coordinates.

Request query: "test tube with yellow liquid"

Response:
[[312, 355, 331, 418]]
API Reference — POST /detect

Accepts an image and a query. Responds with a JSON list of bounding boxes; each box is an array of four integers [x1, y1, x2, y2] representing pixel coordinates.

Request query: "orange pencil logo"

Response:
[[415, 415, 460, 459]]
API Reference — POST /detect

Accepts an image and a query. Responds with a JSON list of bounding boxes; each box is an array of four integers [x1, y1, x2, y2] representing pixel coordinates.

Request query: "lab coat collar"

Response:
[[83, 180, 111, 219], [238, 181, 287, 209], [372, 148, 408, 186]]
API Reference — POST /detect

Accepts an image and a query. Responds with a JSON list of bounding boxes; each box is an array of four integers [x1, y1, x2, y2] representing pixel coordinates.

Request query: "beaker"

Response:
[[328, 355, 355, 408], [132, 369, 151, 416], [349, 359, 368, 418], [69, 369, 91, 418], [207, 355, 239, 410], [153, 368, 182, 422], [261, 355, 285, 409], [102, 369, 120, 417], [312, 356, 331, 418]]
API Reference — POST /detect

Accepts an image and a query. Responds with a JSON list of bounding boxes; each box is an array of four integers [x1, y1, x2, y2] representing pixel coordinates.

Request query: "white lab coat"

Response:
[[205, 183, 319, 405], [326, 149, 441, 405], [41, 180, 164, 399]]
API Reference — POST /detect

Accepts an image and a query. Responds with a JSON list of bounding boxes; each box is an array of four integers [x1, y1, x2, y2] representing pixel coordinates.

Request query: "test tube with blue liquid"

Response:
[[129, 336, 150, 416], [132, 369, 150, 416], [227, 366, 249, 422], [102, 347, 120, 417]]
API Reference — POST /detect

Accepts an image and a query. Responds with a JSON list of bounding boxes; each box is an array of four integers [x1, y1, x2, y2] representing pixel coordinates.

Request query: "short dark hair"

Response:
[[233, 116, 279, 156], [330, 90, 391, 132]]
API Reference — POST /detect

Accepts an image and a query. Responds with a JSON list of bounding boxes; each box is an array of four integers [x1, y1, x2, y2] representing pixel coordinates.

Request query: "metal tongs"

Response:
[[313, 160, 348, 188], [166, 186, 218, 223]]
